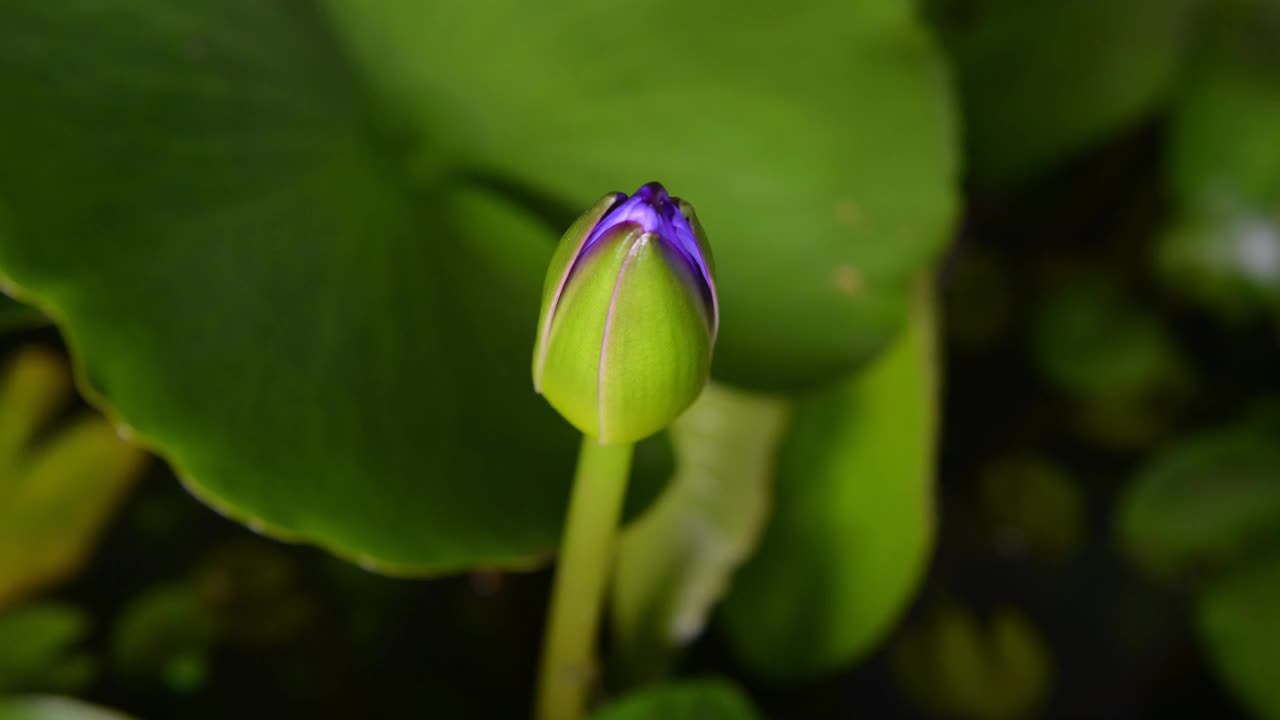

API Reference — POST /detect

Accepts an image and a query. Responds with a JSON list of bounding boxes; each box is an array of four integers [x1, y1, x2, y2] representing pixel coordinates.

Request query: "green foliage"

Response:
[[0, 1, 602, 575], [931, 0, 1202, 184], [1119, 414, 1280, 580], [1142, 11, 1280, 706], [111, 583, 213, 693], [1197, 545, 1280, 719], [1169, 4, 1280, 214], [719, 283, 938, 679], [1031, 278, 1191, 449], [0, 604, 94, 695], [0, 0, 955, 573], [1158, 2, 1280, 320], [1122, 402, 1280, 717], [0, 348, 147, 610], [612, 383, 790, 683], [590, 679, 760, 720], [326, 0, 959, 389], [109, 539, 325, 694], [6, 0, 1275, 717]]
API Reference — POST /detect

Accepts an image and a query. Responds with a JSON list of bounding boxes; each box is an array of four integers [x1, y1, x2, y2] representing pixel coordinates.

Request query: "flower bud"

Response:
[[533, 183, 719, 445]]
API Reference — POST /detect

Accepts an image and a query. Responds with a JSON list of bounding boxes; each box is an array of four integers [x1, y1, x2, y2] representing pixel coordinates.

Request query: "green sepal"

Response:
[[538, 224, 643, 439], [533, 192, 622, 390], [596, 235, 713, 444]]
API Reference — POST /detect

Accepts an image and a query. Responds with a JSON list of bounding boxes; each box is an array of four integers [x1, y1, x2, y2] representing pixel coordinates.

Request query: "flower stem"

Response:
[[536, 436, 634, 720]]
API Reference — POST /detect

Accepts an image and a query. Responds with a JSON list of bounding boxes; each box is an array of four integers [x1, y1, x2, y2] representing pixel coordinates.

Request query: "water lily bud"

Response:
[[533, 182, 719, 445]]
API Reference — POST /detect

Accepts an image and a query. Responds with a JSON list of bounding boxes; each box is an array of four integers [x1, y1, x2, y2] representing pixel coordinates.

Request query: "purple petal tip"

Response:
[[573, 182, 718, 335]]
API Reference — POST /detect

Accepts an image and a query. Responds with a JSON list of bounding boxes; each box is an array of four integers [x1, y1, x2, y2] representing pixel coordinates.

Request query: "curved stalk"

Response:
[[536, 436, 634, 720]]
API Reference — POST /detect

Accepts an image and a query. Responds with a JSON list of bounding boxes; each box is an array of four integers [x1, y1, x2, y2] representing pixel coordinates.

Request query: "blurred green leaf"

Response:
[[719, 281, 938, 679], [1119, 418, 1280, 580], [325, 0, 959, 389], [0, 697, 132, 720], [1197, 545, 1280, 719], [0, 348, 147, 610], [590, 679, 761, 720], [0, 346, 69, 468], [0, 3, 668, 574], [1158, 3, 1280, 319], [612, 383, 790, 683], [0, 604, 94, 695], [1032, 280, 1186, 398], [1031, 278, 1191, 448], [893, 604, 1052, 720], [1168, 4, 1280, 212], [110, 583, 213, 693], [110, 541, 321, 694], [1158, 209, 1280, 321], [931, 0, 1201, 184]]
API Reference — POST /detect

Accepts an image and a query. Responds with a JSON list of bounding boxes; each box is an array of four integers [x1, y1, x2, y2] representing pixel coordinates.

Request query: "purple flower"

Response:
[[577, 183, 719, 330]]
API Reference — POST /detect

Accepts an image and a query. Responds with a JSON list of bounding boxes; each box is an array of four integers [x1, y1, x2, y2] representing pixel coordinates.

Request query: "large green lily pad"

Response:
[[0, 1, 663, 574], [0, 1, 956, 571], [324, 0, 959, 389]]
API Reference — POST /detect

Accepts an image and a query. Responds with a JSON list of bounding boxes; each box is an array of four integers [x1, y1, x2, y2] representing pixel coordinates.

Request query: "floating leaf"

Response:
[[612, 383, 790, 683], [0, 3, 666, 574], [931, 0, 1201, 185], [590, 679, 761, 720], [324, 0, 959, 389], [1197, 545, 1280, 719], [719, 282, 938, 679], [1119, 419, 1280, 580]]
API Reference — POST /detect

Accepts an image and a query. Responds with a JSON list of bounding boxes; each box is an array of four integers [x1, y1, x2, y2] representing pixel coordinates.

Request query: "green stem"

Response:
[[536, 436, 635, 720]]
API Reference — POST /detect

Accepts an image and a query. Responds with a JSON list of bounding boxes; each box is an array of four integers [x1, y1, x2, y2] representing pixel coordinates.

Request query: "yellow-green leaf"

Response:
[[718, 281, 939, 678]]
